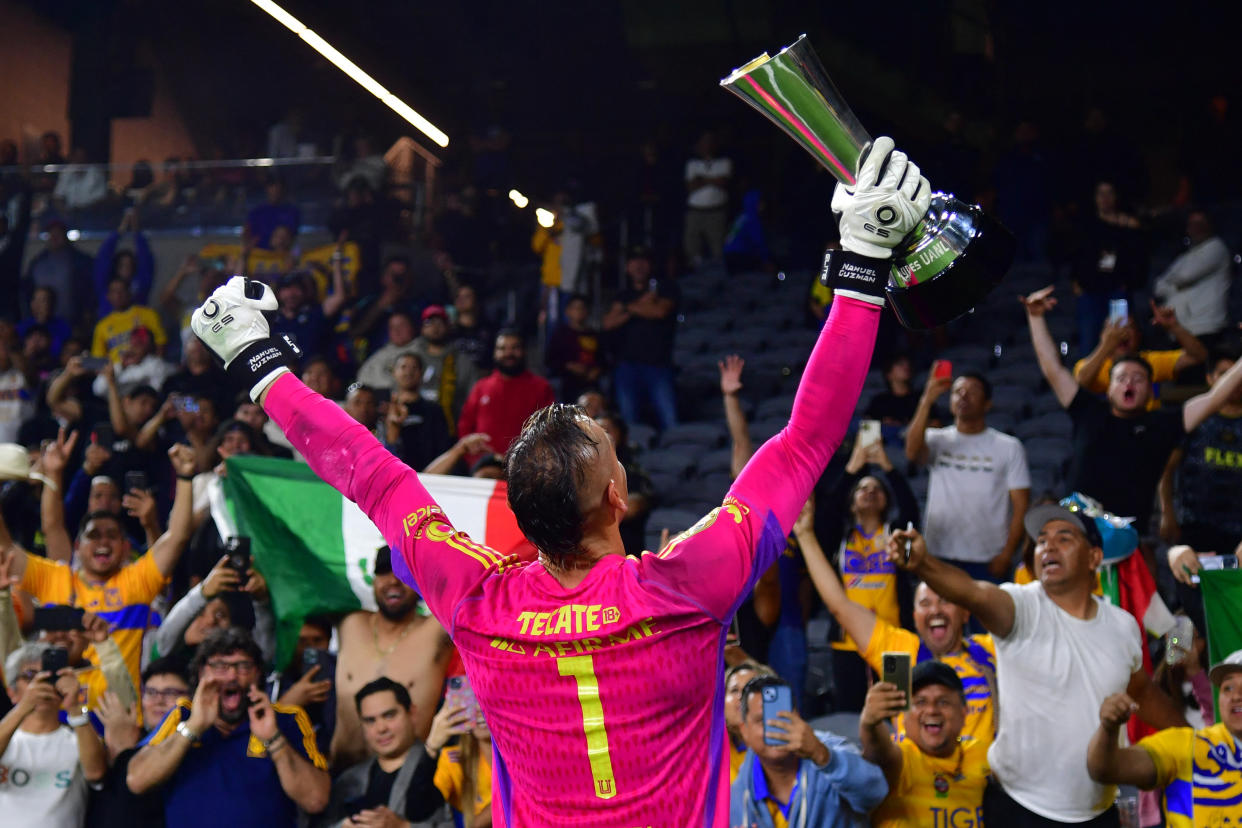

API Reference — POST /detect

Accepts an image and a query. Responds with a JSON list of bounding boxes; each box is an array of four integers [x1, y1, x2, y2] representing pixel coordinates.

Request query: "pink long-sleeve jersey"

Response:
[[264, 297, 880, 827]]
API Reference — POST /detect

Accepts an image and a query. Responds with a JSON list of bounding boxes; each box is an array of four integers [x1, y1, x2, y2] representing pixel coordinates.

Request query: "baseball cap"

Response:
[[1209, 649, 1242, 686], [469, 453, 505, 476], [421, 305, 449, 322], [911, 660, 964, 696], [374, 546, 393, 576], [129, 326, 153, 347], [1023, 503, 1104, 549]]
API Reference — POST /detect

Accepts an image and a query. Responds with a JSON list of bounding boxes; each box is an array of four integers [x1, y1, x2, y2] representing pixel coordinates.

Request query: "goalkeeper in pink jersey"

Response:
[[191, 137, 929, 827]]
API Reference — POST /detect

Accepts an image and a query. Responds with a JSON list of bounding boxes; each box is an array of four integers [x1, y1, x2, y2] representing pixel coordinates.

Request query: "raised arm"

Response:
[[148, 445, 198, 577], [1021, 286, 1080, 408], [794, 495, 877, 653], [1184, 355, 1242, 432], [1150, 303, 1207, 370], [1086, 693, 1160, 787], [891, 528, 1016, 636], [39, 427, 76, 564], [858, 682, 906, 792], [1073, 318, 1127, 388], [719, 355, 753, 478], [905, 373, 950, 463]]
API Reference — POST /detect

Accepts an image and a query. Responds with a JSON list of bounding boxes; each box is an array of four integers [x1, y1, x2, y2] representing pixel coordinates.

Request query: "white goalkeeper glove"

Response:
[[190, 276, 302, 401], [831, 136, 931, 260]]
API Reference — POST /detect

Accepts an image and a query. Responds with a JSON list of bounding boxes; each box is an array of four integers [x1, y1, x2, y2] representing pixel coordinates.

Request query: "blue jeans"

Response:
[[614, 361, 678, 431]]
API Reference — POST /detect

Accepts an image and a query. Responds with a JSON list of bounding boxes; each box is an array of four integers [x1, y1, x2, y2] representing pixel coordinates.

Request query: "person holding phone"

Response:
[[428, 682, 494, 828], [731, 675, 886, 827], [1072, 303, 1207, 407], [887, 516, 1187, 825], [0, 641, 107, 826], [860, 661, 990, 827]]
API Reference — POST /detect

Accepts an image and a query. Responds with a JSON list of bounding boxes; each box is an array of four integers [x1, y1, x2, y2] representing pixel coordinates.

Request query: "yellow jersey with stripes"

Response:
[[862, 617, 998, 749], [871, 735, 990, 827], [20, 551, 167, 708], [1138, 722, 1242, 827]]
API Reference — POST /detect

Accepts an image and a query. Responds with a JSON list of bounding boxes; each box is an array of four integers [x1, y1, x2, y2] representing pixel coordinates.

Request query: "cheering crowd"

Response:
[[0, 122, 1240, 828]]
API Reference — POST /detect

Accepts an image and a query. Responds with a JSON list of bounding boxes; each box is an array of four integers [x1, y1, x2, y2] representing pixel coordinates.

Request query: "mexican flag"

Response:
[[1200, 568, 1242, 718], [215, 455, 533, 668]]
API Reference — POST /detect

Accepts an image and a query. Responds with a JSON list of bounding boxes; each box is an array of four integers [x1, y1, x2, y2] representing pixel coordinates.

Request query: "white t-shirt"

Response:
[[0, 727, 87, 828], [923, 426, 1030, 564], [684, 158, 732, 209], [989, 582, 1143, 821]]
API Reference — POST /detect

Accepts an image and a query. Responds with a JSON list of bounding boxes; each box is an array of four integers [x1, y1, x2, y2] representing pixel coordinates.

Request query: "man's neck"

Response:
[[419, 339, 445, 356], [375, 610, 418, 635], [889, 380, 910, 396], [1042, 581, 1098, 620], [757, 755, 800, 801], [19, 711, 61, 734], [1110, 406, 1143, 420], [924, 633, 966, 659], [377, 745, 411, 774], [954, 417, 986, 435], [545, 530, 625, 589], [856, 514, 883, 535]]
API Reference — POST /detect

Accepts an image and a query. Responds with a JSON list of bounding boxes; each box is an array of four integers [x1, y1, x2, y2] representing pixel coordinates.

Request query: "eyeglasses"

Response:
[[142, 687, 188, 701], [204, 659, 257, 675]]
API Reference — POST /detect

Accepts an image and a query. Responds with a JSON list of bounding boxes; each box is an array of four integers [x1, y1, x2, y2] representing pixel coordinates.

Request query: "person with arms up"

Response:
[[906, 369, 1030, 581], [126, 627, 329, 827], [731, 674, 887, 827], [189, 137, 929, 826], [796, 511, 996, 747], [860, 661, 989, 827], [1022, 285, 1242, 536], [1073, 305, 1206, 403], [888, 504, 1187, 825], [6, 433, 198, 706], [428, 688, 494, 827], [1086, 648, 1242, 826]]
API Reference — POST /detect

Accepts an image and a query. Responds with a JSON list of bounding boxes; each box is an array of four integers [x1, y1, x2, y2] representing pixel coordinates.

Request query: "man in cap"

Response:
[[888, 504, 1187, 825], [1087, 648, 1242, 826], [861, 660, 990, 827]]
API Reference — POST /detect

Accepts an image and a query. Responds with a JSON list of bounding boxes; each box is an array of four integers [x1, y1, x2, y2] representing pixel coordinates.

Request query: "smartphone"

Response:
[[32, 605, 85, 632], [858, 419, 882, 447], [932, 359, 953, 381], [344, 796, 369, 819], [172, 394, 200, 414], [445, 675, 478, 726], [301, 647, 333, 679], [91, 422, 114, 447], [1108, 298, 1129, 324], [882, 651, 913, 711], [225, 536, 251, 575], [41, 646, 70, 677], [123, 470, 149, 493], [761, 684, 793, 746], [79, 356, 109, 372]]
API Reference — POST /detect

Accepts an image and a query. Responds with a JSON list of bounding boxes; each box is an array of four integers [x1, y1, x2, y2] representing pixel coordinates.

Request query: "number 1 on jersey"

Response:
[[557, 654, 617, 799]]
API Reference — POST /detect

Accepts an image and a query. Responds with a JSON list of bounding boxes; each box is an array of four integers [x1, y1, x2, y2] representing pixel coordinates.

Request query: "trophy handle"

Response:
[[720, 34, 872, 186]]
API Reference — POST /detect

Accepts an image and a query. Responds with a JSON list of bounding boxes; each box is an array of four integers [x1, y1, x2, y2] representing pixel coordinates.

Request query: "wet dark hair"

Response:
[[740, 674, 789, 720], [1111, 353, 1153, 382], [355, 676, 411, 713], [505, 404, 601, 569], [189, 627, 264, 679], [958, 371, 993, 400]]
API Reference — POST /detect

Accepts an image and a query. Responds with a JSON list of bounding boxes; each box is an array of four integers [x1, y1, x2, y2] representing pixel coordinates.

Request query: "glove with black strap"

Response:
[[190, 276, 303, 401], [824, 136, 932, 306]]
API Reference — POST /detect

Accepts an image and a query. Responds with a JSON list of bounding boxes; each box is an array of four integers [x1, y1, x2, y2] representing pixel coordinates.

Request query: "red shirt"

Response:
[[457, 370, 556, 461]]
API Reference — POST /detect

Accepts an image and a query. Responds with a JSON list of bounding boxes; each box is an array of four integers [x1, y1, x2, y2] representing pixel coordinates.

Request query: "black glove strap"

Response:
[[820, 248, 889, 302], [226, 335, 303, 391]]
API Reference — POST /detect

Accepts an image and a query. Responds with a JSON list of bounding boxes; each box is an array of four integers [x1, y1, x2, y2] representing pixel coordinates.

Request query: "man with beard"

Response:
[[1023, 285, 1242, 535], [127, 627, 330, 827], [456, 330, 555, 465], [411, 305, 480, 427], [331, 549, 454, 771], [861, 661, 989, 827], [7, 440, 198, 706]]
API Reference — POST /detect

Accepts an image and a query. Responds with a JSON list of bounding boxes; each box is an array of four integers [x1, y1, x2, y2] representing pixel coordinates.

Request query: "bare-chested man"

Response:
[[330, 548, 453, 769]]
